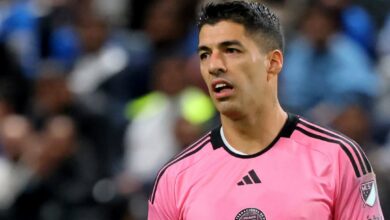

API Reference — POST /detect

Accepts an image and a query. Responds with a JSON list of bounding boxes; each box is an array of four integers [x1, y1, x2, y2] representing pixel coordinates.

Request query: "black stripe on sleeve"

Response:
[[296, 127, 361, 178], [150, 140, 210, 204], [349, 138, 372, 173], [173, 133, 210, 160], [149, 134, 210, 202], [298, 120, 372, 174]]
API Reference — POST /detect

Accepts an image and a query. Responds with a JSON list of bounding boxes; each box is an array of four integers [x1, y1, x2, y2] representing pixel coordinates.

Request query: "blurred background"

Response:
[[0, 0, 389, 219]]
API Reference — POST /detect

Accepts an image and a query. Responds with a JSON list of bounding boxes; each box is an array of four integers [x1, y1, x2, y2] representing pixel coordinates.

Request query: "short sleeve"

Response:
[[333, 146, 383, 220]]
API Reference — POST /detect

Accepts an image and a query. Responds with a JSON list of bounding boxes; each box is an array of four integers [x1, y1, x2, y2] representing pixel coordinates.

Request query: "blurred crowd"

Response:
[[0, 0, 389, 219]]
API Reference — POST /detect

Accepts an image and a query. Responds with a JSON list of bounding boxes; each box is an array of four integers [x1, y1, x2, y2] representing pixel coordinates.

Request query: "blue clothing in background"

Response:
[[341, 5, 376, 58], [0, 0, 39, 79], [280, 33, 378, 115], [50, 26, 80, 69]]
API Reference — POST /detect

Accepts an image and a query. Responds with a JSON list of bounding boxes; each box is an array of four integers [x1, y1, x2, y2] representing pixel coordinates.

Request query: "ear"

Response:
[[266, 50, 283, 81]]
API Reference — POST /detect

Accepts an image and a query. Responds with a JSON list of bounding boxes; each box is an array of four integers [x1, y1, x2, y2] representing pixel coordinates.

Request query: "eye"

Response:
[[199, 52, 210, 60], [226, 48, 240, 54]]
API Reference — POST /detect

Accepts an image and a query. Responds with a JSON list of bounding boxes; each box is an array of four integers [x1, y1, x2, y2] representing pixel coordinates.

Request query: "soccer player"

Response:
[[148, 1, 384, 219]]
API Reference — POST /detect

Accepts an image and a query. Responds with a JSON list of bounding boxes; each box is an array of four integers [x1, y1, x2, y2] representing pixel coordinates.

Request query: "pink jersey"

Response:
[[148, 114, 383, 219]]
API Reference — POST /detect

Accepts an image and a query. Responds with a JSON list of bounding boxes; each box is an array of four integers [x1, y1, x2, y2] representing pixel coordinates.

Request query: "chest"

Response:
[[176, 149, 334, 220]]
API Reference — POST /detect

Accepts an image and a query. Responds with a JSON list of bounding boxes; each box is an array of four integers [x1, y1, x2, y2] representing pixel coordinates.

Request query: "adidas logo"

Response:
[[237, 169, 261, 186]]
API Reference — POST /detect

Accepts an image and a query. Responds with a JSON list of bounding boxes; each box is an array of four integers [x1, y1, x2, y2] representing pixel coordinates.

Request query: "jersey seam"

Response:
[[291, 130, 339, 207], [289, 133, 334, 165], [295, 126, 361, 178], [298, 118, 372, 175]]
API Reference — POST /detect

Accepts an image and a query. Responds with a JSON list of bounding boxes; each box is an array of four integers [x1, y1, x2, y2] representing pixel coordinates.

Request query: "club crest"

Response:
[[360, 180, 377, 207], [235, 208, 266, 220]]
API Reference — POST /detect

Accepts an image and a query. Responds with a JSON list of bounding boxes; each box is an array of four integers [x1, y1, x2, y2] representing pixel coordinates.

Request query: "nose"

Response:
[[208, 51, 227, 76]]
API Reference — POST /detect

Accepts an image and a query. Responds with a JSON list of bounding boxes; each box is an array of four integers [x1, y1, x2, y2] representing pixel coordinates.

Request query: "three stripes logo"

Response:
[[237, 169, 261, 186]]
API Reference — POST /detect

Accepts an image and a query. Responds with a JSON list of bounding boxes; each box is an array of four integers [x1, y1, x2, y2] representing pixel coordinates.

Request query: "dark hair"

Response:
[[197, 1, 284, 52]]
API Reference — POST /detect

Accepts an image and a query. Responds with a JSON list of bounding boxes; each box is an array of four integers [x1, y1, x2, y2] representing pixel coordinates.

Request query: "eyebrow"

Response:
[[197, 45, 210, 54], [220, 40, 244, 48], [197, 40, 244, 53]]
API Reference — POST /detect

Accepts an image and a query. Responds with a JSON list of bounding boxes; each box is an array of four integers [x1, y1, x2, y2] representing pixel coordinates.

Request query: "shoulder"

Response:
[[164, 131, 214, 173], [292, 116, 372, 178], [149, 131, 214, 203]]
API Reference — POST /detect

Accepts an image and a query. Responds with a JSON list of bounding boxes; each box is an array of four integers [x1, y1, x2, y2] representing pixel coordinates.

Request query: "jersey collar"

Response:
[[210, 113, 299, 158]]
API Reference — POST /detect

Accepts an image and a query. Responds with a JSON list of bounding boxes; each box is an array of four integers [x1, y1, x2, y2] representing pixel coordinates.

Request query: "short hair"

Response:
[[197, 1, 284, 52]]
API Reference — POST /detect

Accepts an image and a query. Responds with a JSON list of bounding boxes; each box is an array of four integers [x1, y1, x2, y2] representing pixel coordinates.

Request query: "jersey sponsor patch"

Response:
[[235, 208, 266, 220], [361, 180, 377, 207]]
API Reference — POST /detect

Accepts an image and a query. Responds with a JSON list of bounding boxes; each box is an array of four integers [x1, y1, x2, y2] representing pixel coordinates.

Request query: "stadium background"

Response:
[[0, 0, 390, 219]]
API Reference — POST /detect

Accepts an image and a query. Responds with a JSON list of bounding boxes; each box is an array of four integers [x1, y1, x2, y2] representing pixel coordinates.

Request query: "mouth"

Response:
[[211, 80, 234, 99], [214, 83, 233, 93]]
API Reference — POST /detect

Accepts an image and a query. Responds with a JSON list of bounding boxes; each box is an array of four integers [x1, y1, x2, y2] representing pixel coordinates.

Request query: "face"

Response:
[[198, 21, 276, 119]]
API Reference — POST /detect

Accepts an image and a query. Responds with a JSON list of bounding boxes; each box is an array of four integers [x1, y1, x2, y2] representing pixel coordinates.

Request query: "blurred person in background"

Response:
[[30, 61, 73, 124], [68, 11, 129, 104], [37, 0, 82, 69], [0, 115, 34, 214], [5, 116, 106, 220], [67, 9, 146, 179], [28, 60, 107, 177], [68, 5, 153, 119], [0, 42, 30, 115], [280, 3, 378, 147], [367, 11, 390, 219], [319, 0, 377, 58], [142, 0, 200, 57], [0, 41, 33, 215], [0, 0, 40, 78], [119, 55, 215, 220], [1, 60, 127, 220], [375, 12, 390, 146]]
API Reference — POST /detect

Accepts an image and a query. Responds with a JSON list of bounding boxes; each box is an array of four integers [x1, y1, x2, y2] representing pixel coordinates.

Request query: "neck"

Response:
[[220, 102, 287, 155]]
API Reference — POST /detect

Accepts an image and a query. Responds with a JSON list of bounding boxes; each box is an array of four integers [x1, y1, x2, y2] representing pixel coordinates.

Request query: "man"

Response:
[[148, 1, 384, 219]]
